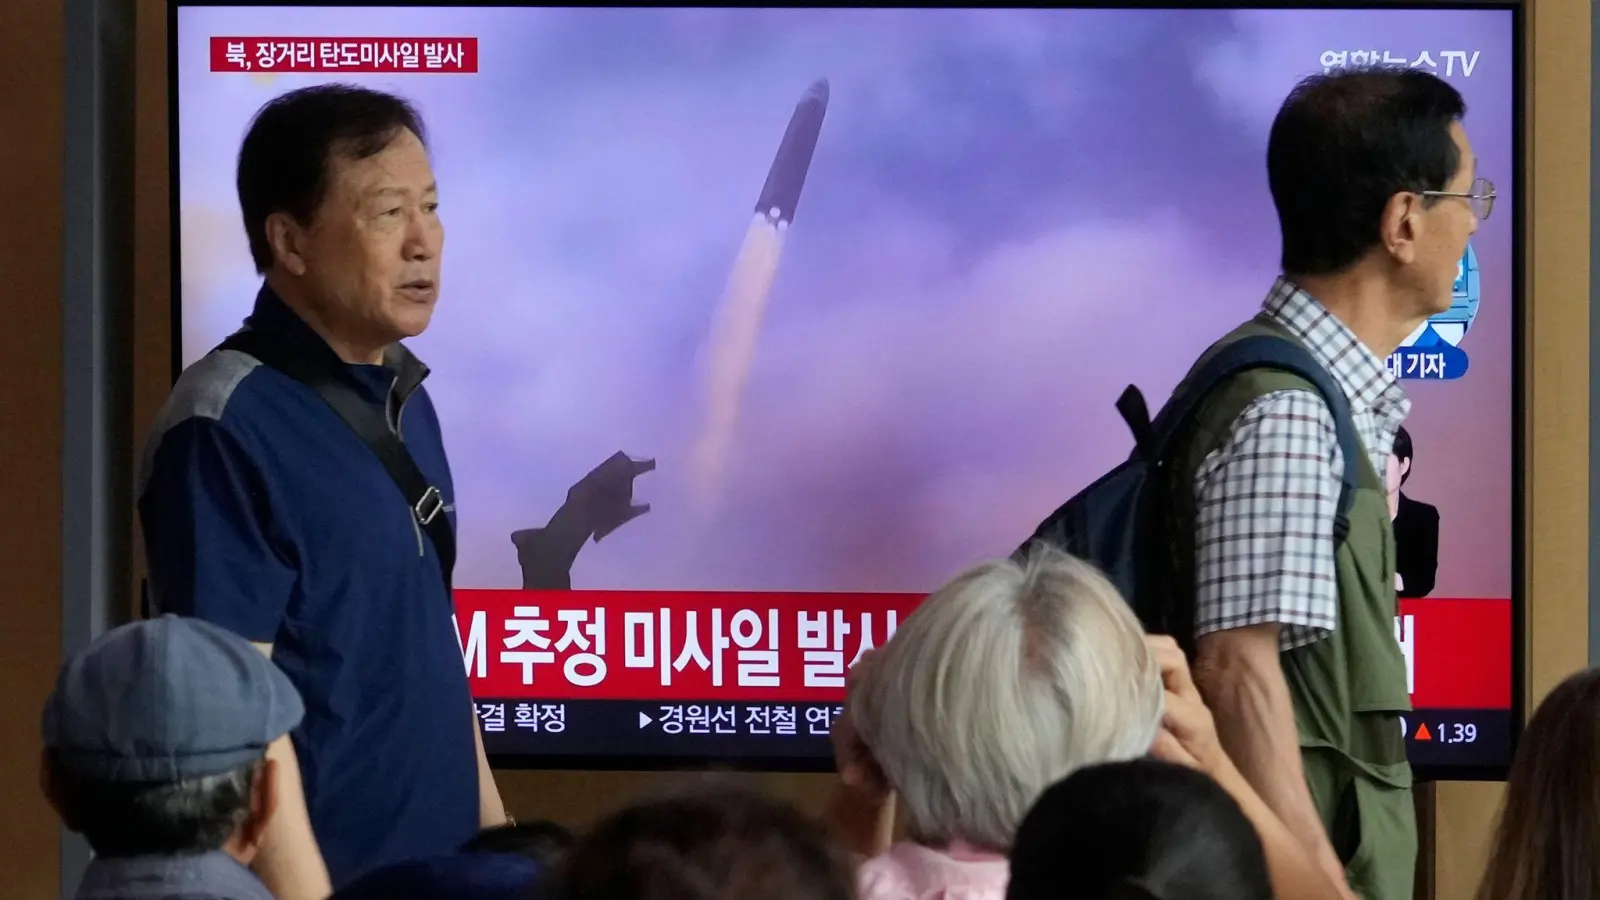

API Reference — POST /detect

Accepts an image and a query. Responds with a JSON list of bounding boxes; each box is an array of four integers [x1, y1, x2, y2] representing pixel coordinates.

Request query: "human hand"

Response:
[[1145, 635, 1227, 778]]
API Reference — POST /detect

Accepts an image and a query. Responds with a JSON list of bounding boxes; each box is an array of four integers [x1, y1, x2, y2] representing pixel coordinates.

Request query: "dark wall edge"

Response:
[[60, 0, 136, 895]]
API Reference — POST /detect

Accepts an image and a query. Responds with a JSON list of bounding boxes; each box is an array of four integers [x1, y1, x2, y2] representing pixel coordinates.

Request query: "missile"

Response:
[[753, 78, 829, 228]]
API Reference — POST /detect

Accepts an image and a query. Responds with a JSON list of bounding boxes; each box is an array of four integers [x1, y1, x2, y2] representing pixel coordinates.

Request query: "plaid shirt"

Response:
[[1193, 278, 1411, 650]]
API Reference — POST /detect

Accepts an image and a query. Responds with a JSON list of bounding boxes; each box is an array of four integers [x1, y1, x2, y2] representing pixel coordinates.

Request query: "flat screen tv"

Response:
[[170, 2, 1521, 778]]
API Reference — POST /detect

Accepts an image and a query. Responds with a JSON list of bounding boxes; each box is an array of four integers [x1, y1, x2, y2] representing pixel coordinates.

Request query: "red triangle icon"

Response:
[[1415, 723, 1432, 741]]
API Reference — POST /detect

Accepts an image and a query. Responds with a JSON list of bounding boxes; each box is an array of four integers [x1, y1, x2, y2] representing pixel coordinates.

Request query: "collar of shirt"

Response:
[[1261, 276, 1411, 427], [245, 282, 431, 406], [75, 851, 275, 900]]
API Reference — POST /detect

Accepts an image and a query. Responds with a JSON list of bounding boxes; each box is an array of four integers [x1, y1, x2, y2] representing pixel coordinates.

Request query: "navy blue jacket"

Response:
[[138, 286, 480, 885]]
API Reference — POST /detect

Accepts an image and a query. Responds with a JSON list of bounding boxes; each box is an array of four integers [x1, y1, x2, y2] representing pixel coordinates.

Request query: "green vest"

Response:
[[1171, 318, 1416, 900]]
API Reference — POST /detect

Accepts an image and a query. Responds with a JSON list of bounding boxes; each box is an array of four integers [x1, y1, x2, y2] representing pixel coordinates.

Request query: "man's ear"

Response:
[[264, 212, 310, 277], [1378, 191, 1423, 266], [240, 757, 280, 850]]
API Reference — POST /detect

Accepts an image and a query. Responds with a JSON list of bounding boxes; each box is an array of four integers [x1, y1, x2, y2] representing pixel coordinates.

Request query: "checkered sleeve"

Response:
[[1193, 389, 1343, 650]]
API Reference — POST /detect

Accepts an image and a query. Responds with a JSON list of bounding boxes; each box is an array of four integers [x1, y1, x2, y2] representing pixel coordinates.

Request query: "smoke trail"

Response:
[[691, 214, 787, 514]]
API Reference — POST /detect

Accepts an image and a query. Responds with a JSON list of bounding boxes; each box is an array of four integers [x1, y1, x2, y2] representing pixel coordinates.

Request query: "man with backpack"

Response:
[[1022, 67, 1491, 900]]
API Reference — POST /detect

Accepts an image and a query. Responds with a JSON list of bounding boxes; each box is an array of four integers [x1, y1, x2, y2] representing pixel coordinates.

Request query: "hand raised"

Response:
[[1144, 635, 1226, 777]]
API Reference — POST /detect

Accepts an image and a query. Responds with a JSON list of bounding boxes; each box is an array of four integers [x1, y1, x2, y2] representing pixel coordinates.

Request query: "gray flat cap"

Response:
[[42, 614, 304, 782]]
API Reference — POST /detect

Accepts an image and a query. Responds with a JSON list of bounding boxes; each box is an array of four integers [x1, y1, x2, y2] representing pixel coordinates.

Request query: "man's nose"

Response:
[[403, 218, 437, 261]]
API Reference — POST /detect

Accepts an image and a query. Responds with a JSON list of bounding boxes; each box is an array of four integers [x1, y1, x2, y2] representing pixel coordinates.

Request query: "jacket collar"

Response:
[[1260, 276, 1408, 419], [241, 283, 430, 405]]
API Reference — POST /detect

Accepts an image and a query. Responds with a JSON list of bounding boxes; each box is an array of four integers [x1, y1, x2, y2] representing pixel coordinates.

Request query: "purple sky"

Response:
[[176, 7, 1515, 598]]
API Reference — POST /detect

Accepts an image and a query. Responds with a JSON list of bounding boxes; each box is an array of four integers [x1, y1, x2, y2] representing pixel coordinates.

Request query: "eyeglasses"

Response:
[[1421, 176, 1496, 221]]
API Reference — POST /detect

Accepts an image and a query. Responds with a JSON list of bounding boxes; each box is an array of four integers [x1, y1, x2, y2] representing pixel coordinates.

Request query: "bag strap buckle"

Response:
[[414, 485, 445, 526]]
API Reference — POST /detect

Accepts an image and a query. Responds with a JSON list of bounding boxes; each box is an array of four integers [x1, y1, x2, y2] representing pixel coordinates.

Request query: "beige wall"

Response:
[[1428, 1, 1592, 898], [0, 1, 1586, 897]]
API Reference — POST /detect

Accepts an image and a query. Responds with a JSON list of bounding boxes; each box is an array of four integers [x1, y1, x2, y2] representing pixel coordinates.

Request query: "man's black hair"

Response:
[[555, 788, 854, 900], [50, 755, 259, 858], [1268, 66, 1466, 277], [1008, 759, 1272, 900], [236, 83, 427, 273], [1394, 425, 1414, 485]]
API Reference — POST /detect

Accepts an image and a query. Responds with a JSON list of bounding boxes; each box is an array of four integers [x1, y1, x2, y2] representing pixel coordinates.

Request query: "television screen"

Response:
[[171, 4, 1518, 775]]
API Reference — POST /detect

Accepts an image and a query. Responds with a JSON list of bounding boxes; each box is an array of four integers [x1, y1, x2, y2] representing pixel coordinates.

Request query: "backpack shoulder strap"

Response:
[[1152, 335, 1364, 544]]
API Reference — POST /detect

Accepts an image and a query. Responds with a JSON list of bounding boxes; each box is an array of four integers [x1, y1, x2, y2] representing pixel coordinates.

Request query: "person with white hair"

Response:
[[832, 546, 1165, 900], [828, 546, 1346, 900]]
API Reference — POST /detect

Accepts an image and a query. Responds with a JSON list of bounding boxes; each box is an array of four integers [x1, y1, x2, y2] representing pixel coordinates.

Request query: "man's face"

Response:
[[291, 129, 443, 353], [1414, 122, 1480, 316], [1385, 453, 1404, 494]]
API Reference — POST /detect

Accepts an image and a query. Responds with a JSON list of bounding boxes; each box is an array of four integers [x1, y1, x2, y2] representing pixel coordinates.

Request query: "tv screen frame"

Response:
[[165, 0, 1525, 782]]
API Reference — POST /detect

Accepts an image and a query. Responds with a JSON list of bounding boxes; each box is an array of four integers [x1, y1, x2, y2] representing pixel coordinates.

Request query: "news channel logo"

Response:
[[1389, 243, 1479, 381]]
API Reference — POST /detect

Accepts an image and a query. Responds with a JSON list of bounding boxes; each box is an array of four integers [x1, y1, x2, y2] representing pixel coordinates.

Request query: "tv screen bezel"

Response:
[[165, 0, 1525, 782]]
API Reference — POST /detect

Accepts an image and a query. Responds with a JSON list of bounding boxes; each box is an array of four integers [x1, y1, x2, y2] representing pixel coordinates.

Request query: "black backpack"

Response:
[[1015, 335, 1365, 649]]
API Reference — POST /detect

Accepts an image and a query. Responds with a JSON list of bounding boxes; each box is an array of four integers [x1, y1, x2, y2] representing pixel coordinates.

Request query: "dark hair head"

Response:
[[1478, 668, 1600, 900], [1268, 66, 1466, 277], [555, 788, 855, 900], [236, 83, 427, 273], [463, 819, 574, 867], [1393, 426, 1414, 484], [1007, 759, 1272, 900], [49, 754, 259, 858]]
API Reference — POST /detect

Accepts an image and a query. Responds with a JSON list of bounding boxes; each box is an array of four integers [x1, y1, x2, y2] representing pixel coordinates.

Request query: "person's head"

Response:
[[40, 615, 305, 863], [237, 83, 441, 363], [1387, 426, 1414, 494], [1268, 67, 1483, 330], [462, 819, 574, 867], [850, 545, 1163, 852], [555, 788, 854, 900], [1008, 759, 1272, 900], [1477, 667, 1600, 900]]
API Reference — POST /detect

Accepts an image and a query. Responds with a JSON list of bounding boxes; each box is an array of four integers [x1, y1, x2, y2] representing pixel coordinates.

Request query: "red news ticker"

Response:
[[455, 590, 919, 703], [1397, 597, 1512, 709], [453, 590, 1513, 709], [209, 37, 478, 73]]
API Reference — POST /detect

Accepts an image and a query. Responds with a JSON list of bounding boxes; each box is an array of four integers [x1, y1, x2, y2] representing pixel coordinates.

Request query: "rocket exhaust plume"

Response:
[[692, 217, 784, 511], [692, 79, 829, 514]]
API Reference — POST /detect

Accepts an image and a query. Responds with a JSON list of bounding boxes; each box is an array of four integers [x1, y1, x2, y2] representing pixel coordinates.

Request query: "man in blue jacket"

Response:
[[139, 84, 506, 898]]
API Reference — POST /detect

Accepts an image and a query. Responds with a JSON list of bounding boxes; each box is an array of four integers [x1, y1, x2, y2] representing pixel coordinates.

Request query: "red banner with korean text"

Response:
[[455, 591, 916, 702], [454, 591, 1511, 708], [1394, 597, 1512, 709], [209, 37, 478, 73]]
